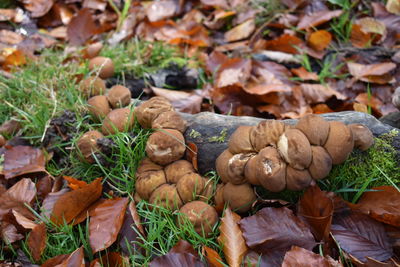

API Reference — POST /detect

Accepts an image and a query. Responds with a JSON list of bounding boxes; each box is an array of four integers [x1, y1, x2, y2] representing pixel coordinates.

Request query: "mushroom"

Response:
[[101, 108, 135, 135], [88, 57, 115, 79], [324, 121, 354, 165], [134, 192, 142, 203], [149, 184, 183, 211], [215, 149, 233, 183], [145, 129, 186, 165], [76, 130, 104, 163], [136, 157, 163, 175], [228, 126, 255, 154], [296, 114, 330, 146], [286, 166, 312, 191], [84, 42, 103, 59], [348, 124, 374, 151], [107, 85, 131, 108], [135, 170, 166, 200], [308, 146, 332, 180], [164, 160, 194, 184], [214, 184, 225, 210], [243, 154, 261, 185], [179, 201, 218, 236], [79, 76, 106, 97], [277, 128, 312, 170], [199, 178, 214, 202], [151, 111, 187, 133], [0, 135, 5, 147], [176, 173, 205, 203], [227, 153, 254, 185], [223, 183, 256, 213], [250, 120, 286, 151], [87, 95, 111, 120], [134, 96, 174, 128]]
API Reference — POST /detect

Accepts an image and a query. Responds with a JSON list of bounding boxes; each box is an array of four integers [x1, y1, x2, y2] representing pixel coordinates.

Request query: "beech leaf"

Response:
[[297, 10, 343, 30], [203, 246, 224, 267], [3, 146, 47, 179], [281, 246, 333, 267], [67, 8, 100, 46], [27, 223, 47, 262]]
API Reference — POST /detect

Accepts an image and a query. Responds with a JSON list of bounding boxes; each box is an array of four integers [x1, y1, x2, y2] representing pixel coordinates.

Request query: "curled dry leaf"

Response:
[[203, 246, 224, 267], [347, 62, 396, 83], [218, 208, 248, 267], [297, 10, 343, 30], [90, 252, 127, 266], [300, 83, 345, 104], [282, 246, 334, 267], [22, 0, 54, 18], [224, 19, 255, 43], [58, 246, 85, 267], [3, 146, 47, 179], [27, 222, 47, 262], [67, 8, 101, 46], [64, 176, 88, 190], [308, 30, 332, 51]]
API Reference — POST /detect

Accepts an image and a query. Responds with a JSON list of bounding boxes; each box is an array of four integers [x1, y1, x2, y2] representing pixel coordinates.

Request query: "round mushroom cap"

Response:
[[151, 111, 187, 133], [134, 192, 142, 203], [135, 170, 166, 200], [134, 97, 174, 128], [179, 201, 218, 236], [77, 130, 104, 163], [198, 178, 214, 202], [149, 184, 183, 211], [308, 146, 332, 180], [223, 183, 256, 213], [164, 160, 195, 184], [79, 76, 106, 97], [146, 129, 186, 165], [227, 153, 254, 185], [277, 128, 312, 170], [324, 121, 354, 165], [136, 158, 163, 175], [107, 85, 131, 108], [296, 114, 330, 146], [102, 108, 135, 135], [88, 56, 115, 79], [254, 147, 287, 192], [286, 166, 312, 191], [176, 173, 205, 203], [215, 149, 233, 183], [214, 184, 225, 210], [85, 42, 103, 59], [348, 124, 374, 151], [244, 154, 261, 185], [87, 95, 111, 120], [250, 120, 286, 151], [228, 126, 255, 154]]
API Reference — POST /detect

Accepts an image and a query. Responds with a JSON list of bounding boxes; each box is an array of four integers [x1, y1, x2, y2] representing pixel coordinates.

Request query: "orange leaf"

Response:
[[3, 50, 26, 68], [27, 223, 47, 262], [63, 176, 87, 190], [218, 208, 248, 267], [60, 247, 85, 267], [263, 34, 304, 54], [203, 246, 224, 267], [291, 67, 319, 81], [308, 30, 332, 51], [353, 102, 368, 113], [350, 24, 372, 48]]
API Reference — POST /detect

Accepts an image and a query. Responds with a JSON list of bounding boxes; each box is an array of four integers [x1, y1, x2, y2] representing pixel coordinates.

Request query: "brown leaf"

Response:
[[42, 253, 69, 267], [58, 246, 85, 267], [118, 201, 144, 256], [203, 246, 224, 267], [151, 87, 203, 114], [83, 0, 107, 11], [50, 178, 102, 226], [12, 210, 37, 230], [3, 49, 27, 69], [0, 119, 21, 135], [347, 62, 396, 80], [6, 178, 36, 204], [281, 246, 332, 267], [22, 0, 54, 18], [386, 0, 400, 15], [27, 223, 46, 262], [308, 30, 332, 51], [41, 188, 69, 219], [218, 208, 247, 267], [356, 17, 387, 44], [3, 146, 46, 179], [297, 10, 343, 30], [63, 176, 87, 190], [90, 252, 127, 267], [351, 24, 373, 48], [67, 8, 100, 46], [200, 0, 229, 9], [300, 83, 345, 104], [216, 58, 252, 88], [146, 0, 177, 22], [263, 34, 304, 54], [224, 19, 255, 43], [185, 142, 198, 171], [1, 222, 24, 243], [355, 93, 383, 113], [291, 67, 319, 81], [89, 197, 129, 253]]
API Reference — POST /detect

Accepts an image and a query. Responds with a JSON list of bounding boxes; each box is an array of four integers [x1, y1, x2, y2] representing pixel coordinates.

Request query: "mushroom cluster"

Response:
[[216, 114, 374, 212]]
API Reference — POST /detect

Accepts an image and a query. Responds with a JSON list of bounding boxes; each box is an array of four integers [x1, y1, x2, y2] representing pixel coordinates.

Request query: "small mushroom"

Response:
[[107, 85, 131, 108], [164, 160, 194, 184], [277, 128, 312, 170], [79, 76, 106, 97], [149, 184, 183, 211], [145, 129, 186, 165], [134, 96, 174, 128], [214, 184, 225, 210], [76, 130, 104, 163], [87, 95, 111, 120], [101, 108, 135, 135], [223, 183, 256, 213], [348, 124, 374, 151], [179, 201, 218, 236], [88, 57, 114, 79], [250, 120, 286, 151], [151, 111, 187, 133], [136, 157, 163, 175], [135, 170, 166, 200], [215, 149, 233, 183], [324, 121, 354, 165], [227, 153, 254, 185], [199, 178, 214, 202], [286, 166, 312, 191], [243, 154, 261, 185], [228, 126, 255, 154], [84, 42, 103, 59], [176, 173, 205, 203], [308, 146, 332, 180], [296, 114, 330, 146]]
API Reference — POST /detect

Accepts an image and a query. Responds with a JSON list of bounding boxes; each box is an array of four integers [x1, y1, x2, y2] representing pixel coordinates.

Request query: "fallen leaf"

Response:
[[21, 0, 54, 18], [3, 49, 27, 69], [263, 34, 304, 54], [386, 0, 400, 15], [291, 67, 319, 81], [12, 210, 37, 230], [27, 223, 46, 262], [90, 252, 127, 266], [3, 146, 47, 179], [6, 178, 36, 204], [0, 30, 24, 45], [300, 83, 345, 104], [351, 24, 373, 48], [218, 208, 247, 267], [185, 142, 198, 171], [1, 222, 24, 243], [89, 197, 129, 253], [216, 58, 252, 88], [41, 253, 69, 267], [63, 176, 88, 190], [58, 246, 85, 267], [0, 119, 21, 135], [353, 102, 369, 113], [356, 17, 387, 44], [203, 246, 224, 267], [41, 188, 69, 219], [308, 30, 332, 51], [118, 201, 144, 256], [67, 8, 100, 46], [297, 10, 343, 30], [282, 246, 336, 267], [36, 175, 53, 200], [347, 62, 396, 80], [224, 19, 255, 43], [151, 87, 203, 114], [146, 0, 177, 22], [355, 93, 383, 113], [83, 0, 107, 11], [200, 0, 229, 9]]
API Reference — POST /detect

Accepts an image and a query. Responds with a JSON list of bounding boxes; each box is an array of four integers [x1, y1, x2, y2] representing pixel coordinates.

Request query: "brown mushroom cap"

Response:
[[199, 178, 214, 202], [79, 76, 106, 97], [223, 183, 256, 213], [145, 129, 186, 165], [88, 57, 115, 79], [0, 135, 6, 147], [308, 146, 332, 180], [176, 173, 205, 203], [164, 160, 195, 184], [277, 128, 312, 170], [151, 111, 187, 133], [149, 184, 183, 211], [101, 108, 135, 135], [215, 149, 233, 183], [134, 192, 142, 203], [296, 114, 330, 146], [227, 153, 254, 185], [135, 170, 166, 200], [87, 95, 111, 120], [107, 85, 131, 108], [286, 166, 312, 191], [324, 121, 354, 165], [134, 96, 174, 128], [214, 184, 225, 210], [243, 154, 261, 185], [179, 201, 218, 236], [136, 158, 163, 175], [76, 130, 104, 163], [250, 120, 286, 151], [228, 126, 255, 154], [84, 42, 103, 59], [348, 124, 374, 151]]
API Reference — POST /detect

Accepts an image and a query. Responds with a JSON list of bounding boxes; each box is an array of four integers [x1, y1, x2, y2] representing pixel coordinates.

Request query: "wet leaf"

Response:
[[308, 30, 332, 51], [22, 0, 54, 18], [67, 8, 100, 46], [50, 178, 102, 226], [297, 10, 343, 30], [224, 19, 255, 43], [281, 246, 332, 267], [27, 223, 46, 262], [89, 197, 129, 253], [218, 208, 247, 267], [3, 146, 46, 179], [203, 246, 224, 267], [58, 246, 85, 267], [151, 87, 203, 114]]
